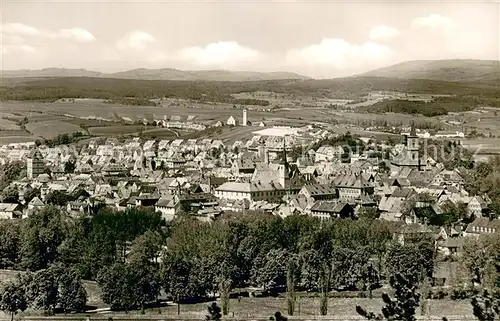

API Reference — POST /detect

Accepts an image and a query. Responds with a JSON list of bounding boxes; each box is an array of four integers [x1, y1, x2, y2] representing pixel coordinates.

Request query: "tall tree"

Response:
[[0, 276, 28, 321], [0, 221, 20, 269], [24, 268, 59, 314], [20, 206, 68, 271], [57, 267, 87, 313], [356, 273, 420, 321], [319, 262, 331, 316], [286, 258, 296, 316], [219, 279, 231, 316], [471, 290, 500, 321], [97, 262, 160, 312], [64, 160, 76, 174]]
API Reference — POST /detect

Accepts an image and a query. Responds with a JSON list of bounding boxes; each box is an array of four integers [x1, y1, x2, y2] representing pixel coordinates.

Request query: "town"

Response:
[[0, 109, 491, 227], [0, 105, 498, 319], [1, 0, 500, 318]]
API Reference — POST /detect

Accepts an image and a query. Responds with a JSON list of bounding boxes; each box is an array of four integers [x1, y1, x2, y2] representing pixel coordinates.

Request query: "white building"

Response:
[[227, 116, 238, 126], [242, 109, 248, 126]]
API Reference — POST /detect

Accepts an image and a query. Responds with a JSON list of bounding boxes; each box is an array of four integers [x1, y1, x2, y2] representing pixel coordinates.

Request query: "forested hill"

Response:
[[1, 76, 498, 102], [1, 67, 310, 82], [360, 59, 500, 85]]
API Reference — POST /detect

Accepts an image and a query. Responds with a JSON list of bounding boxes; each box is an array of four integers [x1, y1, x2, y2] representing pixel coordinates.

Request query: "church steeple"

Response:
[[409, 122, 417, 137], [281, 136, 287, 166]]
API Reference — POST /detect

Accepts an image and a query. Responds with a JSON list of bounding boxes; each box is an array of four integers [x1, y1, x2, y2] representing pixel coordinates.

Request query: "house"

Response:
[[164, 157, 187, 170], [463, 217, 500, 237], [299, 184, 337, 202], [231, 158, 255, 174], [0, 203, 22, 219], [215, 181, 286, 203], [227, 116, 238, 126], [468, 196, 490, 216], [28, 196, 45, 211], [437, 237, 464, 256], [333, 173, 374, 200], [309, 201, 354, 220], [155, 194, 181, 221], [394, 223, 433, 245], [315, 146, 344, 162], [435, 131, 465, 139], [102, 164, 129, 177]]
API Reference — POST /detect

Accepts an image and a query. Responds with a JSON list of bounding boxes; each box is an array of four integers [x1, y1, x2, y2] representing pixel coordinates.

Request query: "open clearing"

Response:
[[88, 125, 145, 136], [0, 119, 20, 130], [25, 120, 84, 138], [151, 296, 472, 318], [2, 100, 500, 147]]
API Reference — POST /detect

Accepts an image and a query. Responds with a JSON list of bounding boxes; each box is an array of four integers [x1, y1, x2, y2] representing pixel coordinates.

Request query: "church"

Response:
[[391, 124, 427, 171]]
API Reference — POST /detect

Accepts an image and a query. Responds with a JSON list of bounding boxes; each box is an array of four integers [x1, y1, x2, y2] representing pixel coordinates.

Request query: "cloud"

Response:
[[54, 28, 95, 42], [0, 23, 40, 36], [369, 25, 400, 41], [2, 45, 36, 55], [286, 38, 393, 70], [411, 14, 454, 30], [178, 41, 260, 66], [1, 23, 95, 44], [117, 31, 156, 50]]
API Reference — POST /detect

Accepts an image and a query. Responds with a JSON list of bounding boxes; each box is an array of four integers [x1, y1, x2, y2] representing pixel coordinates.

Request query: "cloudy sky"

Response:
[[1, 0, 499, 78]]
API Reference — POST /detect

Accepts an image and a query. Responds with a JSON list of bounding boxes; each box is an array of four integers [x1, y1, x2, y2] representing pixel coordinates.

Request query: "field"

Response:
[[0, 119, 21, 130], [152, 296, 473, 318], [88, 125, 146, 136], [25, 120, 85, 139], [2, 97, 500, 148]]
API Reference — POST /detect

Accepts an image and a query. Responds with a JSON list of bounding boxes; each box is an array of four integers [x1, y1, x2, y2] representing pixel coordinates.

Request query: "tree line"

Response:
[[360, 95, 500, 117], [0, 204, 498, 317], [2, 76, 499, 104], [0, 205, 418, 314]]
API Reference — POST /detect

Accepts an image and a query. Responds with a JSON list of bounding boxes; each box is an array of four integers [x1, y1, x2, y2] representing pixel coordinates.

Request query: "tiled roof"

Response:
[[302, 184, 336, 196]]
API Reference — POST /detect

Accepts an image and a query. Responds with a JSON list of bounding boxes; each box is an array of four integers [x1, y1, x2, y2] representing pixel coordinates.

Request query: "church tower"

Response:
[[278, 136, 290, 188], [406, 123, 420, 168], [27, 149, 44, 179]]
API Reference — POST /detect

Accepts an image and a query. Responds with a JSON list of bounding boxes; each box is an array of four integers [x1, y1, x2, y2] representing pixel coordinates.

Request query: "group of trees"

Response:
[[2, 76, 498, 106], [465, 156, 500, 218], [362, 95, 500, 117], [37, 131, 85, 148], [0, 265, 87, 320], [0, 205, 410, 314], [0, 201, 497, 317]]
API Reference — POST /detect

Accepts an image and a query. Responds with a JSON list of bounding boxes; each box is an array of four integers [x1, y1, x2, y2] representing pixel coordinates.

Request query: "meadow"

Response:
[[1, 98, 500, 148]]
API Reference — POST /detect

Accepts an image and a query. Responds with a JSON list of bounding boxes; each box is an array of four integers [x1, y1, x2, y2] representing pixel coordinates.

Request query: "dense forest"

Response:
[[361, 95, 500, 117], [1, 76, 499, 104]]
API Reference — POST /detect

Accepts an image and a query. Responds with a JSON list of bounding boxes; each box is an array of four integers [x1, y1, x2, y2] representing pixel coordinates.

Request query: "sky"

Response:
[[0, 0, 499, 78]]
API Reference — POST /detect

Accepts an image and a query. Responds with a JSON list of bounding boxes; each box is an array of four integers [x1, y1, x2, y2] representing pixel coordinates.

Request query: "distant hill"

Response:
[[1, 68, 104, 78], [1, 67, 310, 82], [360, 59, 500, 84]]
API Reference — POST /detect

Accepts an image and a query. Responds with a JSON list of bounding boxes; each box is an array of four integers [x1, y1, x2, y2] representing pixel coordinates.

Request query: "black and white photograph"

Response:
[[0, 0, 499, 320]]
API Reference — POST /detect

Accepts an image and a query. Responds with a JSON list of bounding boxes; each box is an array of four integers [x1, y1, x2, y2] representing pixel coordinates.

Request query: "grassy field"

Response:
[[1, 99, 499, 145], [0, 269, 474, 319], [138, 128, 180, 140], [148, 296, 472, 318], [88, 125, 145, 136], [25, 120, 85, 139], [0, 119, 21, 130]]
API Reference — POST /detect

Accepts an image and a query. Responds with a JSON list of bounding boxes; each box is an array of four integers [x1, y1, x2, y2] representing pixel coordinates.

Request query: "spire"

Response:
[[410, 122, 416, 137], [282, 135, 288, 166]]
